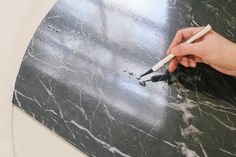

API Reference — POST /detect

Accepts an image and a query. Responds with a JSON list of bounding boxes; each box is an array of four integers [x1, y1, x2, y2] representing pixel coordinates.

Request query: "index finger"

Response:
[[166, 27, 203, 54]]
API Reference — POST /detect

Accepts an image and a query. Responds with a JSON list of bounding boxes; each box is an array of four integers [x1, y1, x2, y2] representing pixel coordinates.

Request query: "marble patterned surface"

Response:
[[13, 0, 236, 156]]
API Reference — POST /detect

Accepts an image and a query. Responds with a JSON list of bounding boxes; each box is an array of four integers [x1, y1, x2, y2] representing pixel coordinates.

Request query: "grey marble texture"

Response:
[[13, 0, 236, 156]]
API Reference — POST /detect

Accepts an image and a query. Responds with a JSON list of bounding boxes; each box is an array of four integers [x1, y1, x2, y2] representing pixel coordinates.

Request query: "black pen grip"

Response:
[[151, 71, 170, 82]]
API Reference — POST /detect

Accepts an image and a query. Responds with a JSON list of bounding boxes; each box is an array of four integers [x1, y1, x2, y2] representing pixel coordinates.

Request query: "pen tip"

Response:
[[139, 81, 146, 86], [140, 69, 153, 78], [138, 79, 152, 87]]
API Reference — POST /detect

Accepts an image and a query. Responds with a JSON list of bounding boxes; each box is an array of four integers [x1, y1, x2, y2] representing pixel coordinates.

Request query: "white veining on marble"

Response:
[[219, 148, 236, 157], [176, 142, 200, 157], [180, 125, 203, 140], [70, 120, 131, 157], [199, 142, 208, 157], [13, 0, 236, 156]]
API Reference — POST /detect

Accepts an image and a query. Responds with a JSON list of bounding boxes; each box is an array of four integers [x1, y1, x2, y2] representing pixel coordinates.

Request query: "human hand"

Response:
[[167, 27, 236, 76]]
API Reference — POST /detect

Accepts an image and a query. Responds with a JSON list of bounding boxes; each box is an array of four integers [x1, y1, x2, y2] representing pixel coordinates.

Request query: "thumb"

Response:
[[171, 43, 201, 57]]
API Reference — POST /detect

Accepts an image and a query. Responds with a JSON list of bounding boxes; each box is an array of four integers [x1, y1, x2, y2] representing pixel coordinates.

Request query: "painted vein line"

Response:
[[200, 102, 236, 117], [28, 51, 76, 72], [202, 110, 236, 131], [14, 90, 22, 107], [219, 148, 236, 157], [70, 120, 131, 157], [127, 124, 177, 148], [14, 90, 43, 108], [199, 142, 208, 157], [39, 79, 64, 119]]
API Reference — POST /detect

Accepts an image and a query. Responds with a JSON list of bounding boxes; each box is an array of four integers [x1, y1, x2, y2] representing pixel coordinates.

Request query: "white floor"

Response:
[[13, 107, 87, 157], [0, 0, 86, 156]]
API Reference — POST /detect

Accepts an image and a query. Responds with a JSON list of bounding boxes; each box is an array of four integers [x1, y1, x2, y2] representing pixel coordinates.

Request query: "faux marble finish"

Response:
[[13, 0, 236, 156]]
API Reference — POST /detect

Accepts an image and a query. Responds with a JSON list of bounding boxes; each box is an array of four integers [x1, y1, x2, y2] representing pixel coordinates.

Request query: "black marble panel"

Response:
[[13, 0, 236, 156]]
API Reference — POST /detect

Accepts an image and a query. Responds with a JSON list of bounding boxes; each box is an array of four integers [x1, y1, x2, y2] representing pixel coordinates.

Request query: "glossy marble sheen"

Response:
[[13, 0, 236, 156]]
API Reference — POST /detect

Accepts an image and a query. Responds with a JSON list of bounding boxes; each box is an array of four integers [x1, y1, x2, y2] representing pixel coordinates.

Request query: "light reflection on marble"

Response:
[[13, 0, 236, 156]]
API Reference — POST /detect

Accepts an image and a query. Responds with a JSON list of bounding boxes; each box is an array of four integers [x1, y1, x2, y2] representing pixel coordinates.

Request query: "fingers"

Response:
[[168, 56, 197, 72], [166, 27, 203, 54], [171, 42, 201, 57], [188, 58, 197, 67], [169, 58, 178, 72], [210, 64, 236, 76], [180, 57, 189, 67], [194, 56, 203, 63], [167, 26, 205, 72]]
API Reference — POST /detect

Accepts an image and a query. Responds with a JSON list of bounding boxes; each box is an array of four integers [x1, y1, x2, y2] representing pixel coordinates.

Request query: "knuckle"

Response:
[[176, 30, 183, 36], [177, 45, 184, 52]]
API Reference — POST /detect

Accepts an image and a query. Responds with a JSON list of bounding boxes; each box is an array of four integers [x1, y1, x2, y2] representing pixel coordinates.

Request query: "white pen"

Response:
[[140, 24, 212, 78]]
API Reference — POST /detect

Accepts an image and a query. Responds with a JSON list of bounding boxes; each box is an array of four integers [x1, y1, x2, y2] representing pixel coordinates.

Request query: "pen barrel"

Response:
[[185, 24, 211, 43], [152, 54, 174, 71], [151, 24, 212, 72], [151, 75, 167, 82]]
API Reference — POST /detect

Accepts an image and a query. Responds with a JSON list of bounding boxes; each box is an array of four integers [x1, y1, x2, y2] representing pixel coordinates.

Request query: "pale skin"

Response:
[[167, 27, 236, 77]]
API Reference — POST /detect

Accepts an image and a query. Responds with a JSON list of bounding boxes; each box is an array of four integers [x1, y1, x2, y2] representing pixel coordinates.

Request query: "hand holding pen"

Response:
[[140, 25, 212, 78], [167, 26, 236, 77], [140, 24, 236, 83]]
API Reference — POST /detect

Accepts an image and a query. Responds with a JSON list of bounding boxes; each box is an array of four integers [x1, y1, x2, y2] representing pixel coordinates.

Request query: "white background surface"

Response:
[[0, 0, 86, 156]]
